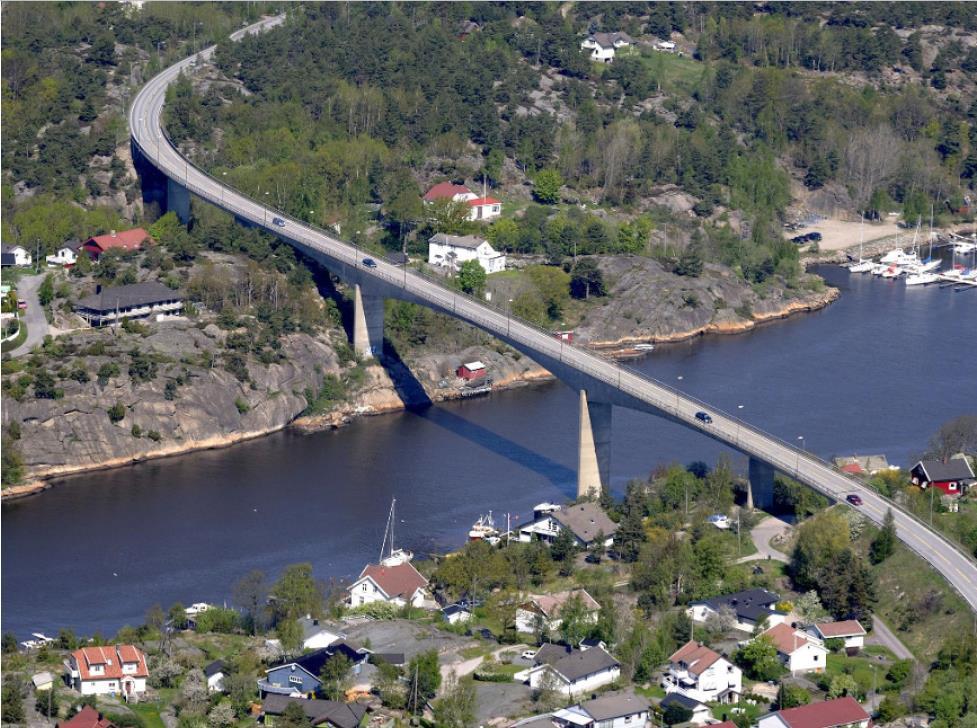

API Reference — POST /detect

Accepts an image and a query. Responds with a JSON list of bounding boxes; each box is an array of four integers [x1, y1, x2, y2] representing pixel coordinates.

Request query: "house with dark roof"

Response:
[[204, 659, 226, 693], [259, 640, 370, 697], [298, 615, 342, 650], [659, 692, 713, 725], [1, 244, 32, 267], [687, 588, 787, 633], [261, 694, 368, 728], [664, 641, 741, 704], [515, 589, 600, 636], [75, 281, 184, 327], [580, 32, 634, 62], [521, 645, 620, 697], [757, 696, 870, 728], [910, 457, 975, 497], [346, 560, 430, 609], [517, 502, 617, 549], [552, 691, 650, 728], [47, 240, 83, 267], [427, 233, 505, 273]]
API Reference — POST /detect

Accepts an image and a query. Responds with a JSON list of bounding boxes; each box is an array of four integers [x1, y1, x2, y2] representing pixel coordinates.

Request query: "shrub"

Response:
[[147, 430, 162, 442], [131, 425, 143, 438], [235, 398, 250, 414], [107, 402, 126, 423]]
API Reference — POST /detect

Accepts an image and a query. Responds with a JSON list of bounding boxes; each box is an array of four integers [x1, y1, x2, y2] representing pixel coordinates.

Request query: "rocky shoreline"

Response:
[[1, 283, 839, 501]]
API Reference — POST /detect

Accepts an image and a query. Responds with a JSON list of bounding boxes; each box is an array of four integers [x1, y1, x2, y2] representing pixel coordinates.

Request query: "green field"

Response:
[[130, 703, 166, 728]]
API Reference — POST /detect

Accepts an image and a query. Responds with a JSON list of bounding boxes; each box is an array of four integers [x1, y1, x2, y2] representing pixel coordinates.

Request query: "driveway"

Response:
[[868, 617, 915, 661], [738, 516, 791, 564], [10, 273, 50, 358]]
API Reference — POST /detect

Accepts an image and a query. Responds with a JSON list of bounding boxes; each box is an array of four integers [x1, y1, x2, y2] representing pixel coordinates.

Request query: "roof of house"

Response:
[[298, 615, 340, 641], [668, 641, 723, 675], [914, 458, 975, 482], [587, 31, 633, 48], [76, 281, 183, 313], [32, 671, 56, 687], [0, 253, 15, 265], [813, 620, 866, 639], [203, 659, 225, 678], [429, 233, 488, 250], [72, 645, 149, 681], [356, 561, 428, 600], [62, 239, 84, 252], [660, 692, 706, 712], [371, 652, 406, 666], [579, 691, 650, 721], [85, 228, 150, 252], [762, 623, 823, 656], [261, 695, 368, 728], [1, 244, 27, 253], [461, 361, 486, 371], [552, 502, 618, 542], [269, 641, 368, 682], [770, 697, 869, 728], [423, 182, 472, 202], [696, 588, 781, 622], [467, 196, 501, 206], [58, 705, 117, 728], [545, 646, 619, 683], [534, 643, 573, 666], [443, 603, 472, 616], [523, 589, 600, 618]]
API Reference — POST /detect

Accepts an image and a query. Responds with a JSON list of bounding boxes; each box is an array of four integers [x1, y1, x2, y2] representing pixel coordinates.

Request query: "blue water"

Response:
[[2, 265, 975, 638]]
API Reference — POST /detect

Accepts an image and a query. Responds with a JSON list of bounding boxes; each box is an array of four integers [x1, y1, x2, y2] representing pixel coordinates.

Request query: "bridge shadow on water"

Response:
[[408, 405, 577, 493]]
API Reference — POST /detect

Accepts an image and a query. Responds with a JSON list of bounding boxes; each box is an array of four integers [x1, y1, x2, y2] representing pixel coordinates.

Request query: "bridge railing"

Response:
[[132, 27, 977, 583]]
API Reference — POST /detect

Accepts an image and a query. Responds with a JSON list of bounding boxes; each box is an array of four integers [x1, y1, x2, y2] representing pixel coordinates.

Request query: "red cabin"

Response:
[[911, 458, 975, 497], [456, 361, 486, 380]]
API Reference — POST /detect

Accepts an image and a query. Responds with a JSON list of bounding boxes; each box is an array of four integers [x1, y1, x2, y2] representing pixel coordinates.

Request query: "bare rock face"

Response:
[[572, 257, 838, 350], [4, 323, 341, 480]]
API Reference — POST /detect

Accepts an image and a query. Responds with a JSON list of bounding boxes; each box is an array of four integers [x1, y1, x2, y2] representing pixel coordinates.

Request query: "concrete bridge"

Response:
[[129, 16, 977, 612]]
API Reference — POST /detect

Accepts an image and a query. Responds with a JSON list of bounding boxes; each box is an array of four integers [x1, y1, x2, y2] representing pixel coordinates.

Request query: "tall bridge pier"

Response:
[[577, 390, 612, 499], [352, 283, 385, 359], [749, 457, 776, 510]]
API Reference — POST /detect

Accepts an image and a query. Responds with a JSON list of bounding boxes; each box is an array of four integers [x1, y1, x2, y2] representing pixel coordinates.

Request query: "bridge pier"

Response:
[[749, 457, 776, 511], [166, 179, 191, 225], [578, 390, 612, 499], [352, 283, 384, 360]]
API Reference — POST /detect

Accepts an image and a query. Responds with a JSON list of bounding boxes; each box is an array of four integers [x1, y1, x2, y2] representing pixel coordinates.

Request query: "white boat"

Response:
[[633, 343, 655, 351], [378, 498, 413, 566], [879, 249, 918, 266], [913, 259, 942, 273], [870, 263, 889, 275], [905, 272, 938, 286], [881, 265, 904, 278], [469, 511, 501, 543], [848, 260, 875, 273]]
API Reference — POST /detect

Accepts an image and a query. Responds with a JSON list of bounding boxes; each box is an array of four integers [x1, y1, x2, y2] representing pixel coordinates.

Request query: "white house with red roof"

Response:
[[347, 561, 430, 609], [422, 182, 502, 221], [67, 645, 149, 697], [757, 696, 870, 728], [515, 589, 600, 636], [810, 620, 866, 653], [759, 623, 828, 675], [663, 641, 742, 704]]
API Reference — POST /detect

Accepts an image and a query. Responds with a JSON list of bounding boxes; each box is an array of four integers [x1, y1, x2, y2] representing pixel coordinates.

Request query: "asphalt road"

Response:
[[129, 15, 977, 614], [10, 272, 50, 358], [738, 515, 791, 564]]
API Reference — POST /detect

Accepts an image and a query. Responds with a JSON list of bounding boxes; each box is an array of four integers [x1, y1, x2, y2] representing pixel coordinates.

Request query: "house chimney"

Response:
[[110, 230, 117, 237]]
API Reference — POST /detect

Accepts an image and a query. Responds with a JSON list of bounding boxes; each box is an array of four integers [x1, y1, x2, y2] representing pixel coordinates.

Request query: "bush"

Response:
[[131, 425, 143, 438], [147, 430, 162, 442], [107, 402, 126, 423], [235, 398, 250, 414], [97, 361, 120, 384]]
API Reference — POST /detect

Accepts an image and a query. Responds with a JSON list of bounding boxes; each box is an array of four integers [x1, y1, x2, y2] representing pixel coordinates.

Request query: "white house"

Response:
[[1, 244, 32, 267], [423, 182, 477, 204], [522, 645, 620, 698], [552, 691, 650, 728], [67, 645, 149, 698], [298, 615, 342, 650], [204, 660, 226, 693], [517, 502, 617, 549], [347, 561, 430, 609], [660, 693, 714, 726], [664, 641, 741, 704], [515, 589, 601, 636], [687, 588, 787, 633], [580, 32, 633, 63], [760, 623, 828, 675], [442, 603, 473, 625], [428, 233, 506, 274], [466, 196, 502, 221], [810, 620, 866, 653], [757, 697, 870, 728], [32, 672, 56, 692], [46, 240, 82, 267], [655, 40, 677, 52]]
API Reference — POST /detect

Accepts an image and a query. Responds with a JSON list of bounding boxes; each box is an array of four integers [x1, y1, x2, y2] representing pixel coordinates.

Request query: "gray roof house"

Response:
[[297, 615, 342, 650], [261, 694, 367, 728], [518, 502, 617, 548], [911, 458, 976, 495], [688, 588, 787, 632], [525, 645, 621, 697], [75, 281, 184, 327], [553, 691, 651, 728]]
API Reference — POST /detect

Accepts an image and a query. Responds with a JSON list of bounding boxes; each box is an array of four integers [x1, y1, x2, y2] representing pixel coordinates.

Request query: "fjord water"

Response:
[[3, 266, 975, 638]]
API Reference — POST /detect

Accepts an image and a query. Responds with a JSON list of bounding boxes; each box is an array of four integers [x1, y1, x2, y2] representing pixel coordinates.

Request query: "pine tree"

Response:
[[870, 508, 896, 564]]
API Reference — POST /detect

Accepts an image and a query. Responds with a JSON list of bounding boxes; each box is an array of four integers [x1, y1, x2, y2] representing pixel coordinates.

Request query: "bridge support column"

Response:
[[577, 390, 611, 500], [166, 178, 191, 225], [748, 457, 775, 511], [352, 283, 384, 360]]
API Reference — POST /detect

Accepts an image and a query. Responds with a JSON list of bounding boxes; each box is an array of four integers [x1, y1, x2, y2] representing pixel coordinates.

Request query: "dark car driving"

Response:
[[362, 258, 377, 268], [272, 217, 286, 227], [695, 411, 713, 424]]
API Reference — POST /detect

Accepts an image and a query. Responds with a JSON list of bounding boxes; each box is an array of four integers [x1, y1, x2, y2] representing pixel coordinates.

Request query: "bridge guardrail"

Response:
[[132, 24, 977, 596]]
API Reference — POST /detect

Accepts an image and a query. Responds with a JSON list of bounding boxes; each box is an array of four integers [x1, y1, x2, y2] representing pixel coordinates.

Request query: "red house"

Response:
[[456, 361, 486, 380], [910, 458, 975, 497], [83, 229, 151, 259], [58, 705, 117, 728], [423, 182, 474, 203]]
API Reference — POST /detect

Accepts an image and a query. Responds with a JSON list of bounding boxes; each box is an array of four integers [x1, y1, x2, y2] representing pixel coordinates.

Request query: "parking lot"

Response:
[[344, 619, 476, 661]]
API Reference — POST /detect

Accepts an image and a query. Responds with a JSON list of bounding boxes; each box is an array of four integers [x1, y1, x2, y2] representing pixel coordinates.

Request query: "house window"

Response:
[[288, 675, 303, 685], [813, 655, 819, 661]]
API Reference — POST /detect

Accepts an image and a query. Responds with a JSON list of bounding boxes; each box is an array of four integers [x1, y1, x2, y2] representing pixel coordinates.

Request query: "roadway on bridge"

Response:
[[129, 15, 977, 612]]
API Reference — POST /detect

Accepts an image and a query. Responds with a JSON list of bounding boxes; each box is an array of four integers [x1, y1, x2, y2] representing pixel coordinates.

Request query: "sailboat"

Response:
[[848, 215, 874, 273], [880, 219, 921, 267], [378, 498, 413, 566]]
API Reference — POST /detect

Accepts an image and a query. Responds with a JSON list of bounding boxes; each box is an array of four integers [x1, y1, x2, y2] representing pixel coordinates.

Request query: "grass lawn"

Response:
[[635, 684, 666, 700], [825, 652, 893, 696], [1, 318, 27, 353], [130, 703, 166, 728], [869, 542, 970, 662], [636, 49, 707, 95]]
